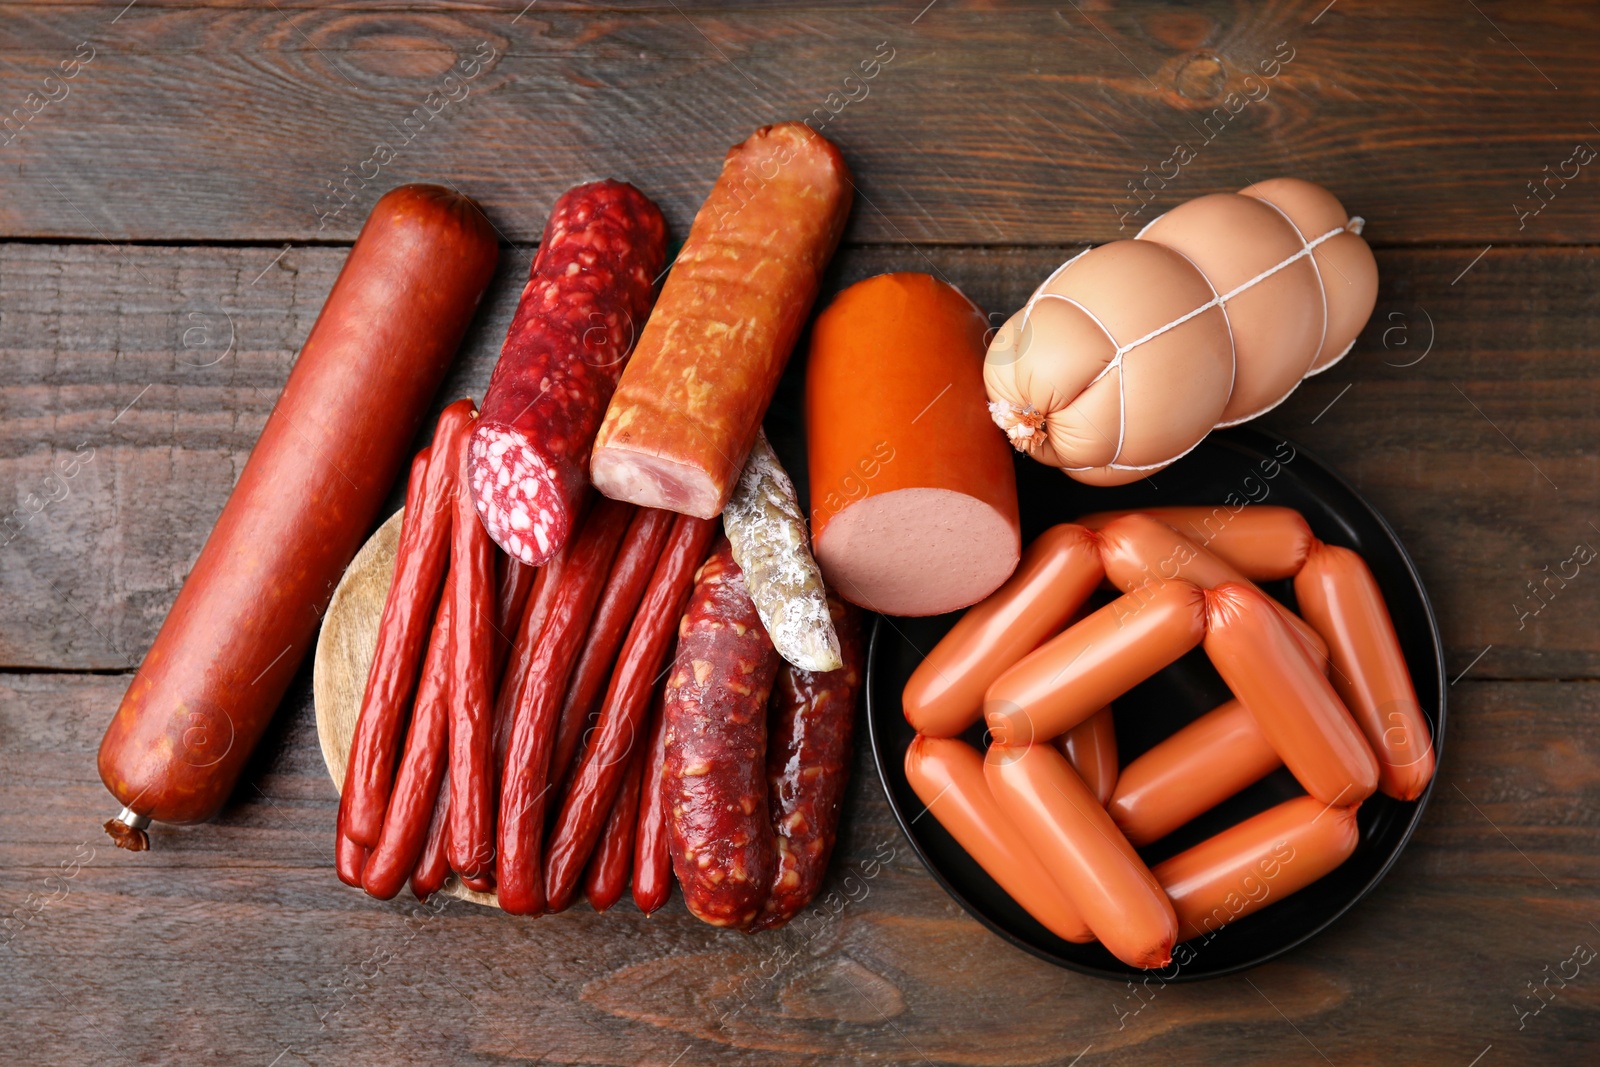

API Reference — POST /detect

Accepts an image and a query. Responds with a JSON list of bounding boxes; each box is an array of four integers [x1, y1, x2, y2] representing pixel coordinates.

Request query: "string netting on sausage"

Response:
[[990, 218, 1360, 472]]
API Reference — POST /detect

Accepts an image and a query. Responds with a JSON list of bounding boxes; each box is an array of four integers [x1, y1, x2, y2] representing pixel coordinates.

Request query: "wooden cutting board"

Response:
[[312, 507, 501, 909]]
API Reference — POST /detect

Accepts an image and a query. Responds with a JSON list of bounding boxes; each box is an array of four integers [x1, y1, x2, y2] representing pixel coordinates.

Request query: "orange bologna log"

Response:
[[1153, 796, 1361, 942], [1057, 705, 1118, 806], [1108, 699, 1282, 846], [986, 579, 1207, 746], [1096, 512, 1329, 670], [1077, 505, 1314, 582], [807, 272, 1021, 617], [903, 524, 1103, 737], [1294, 541, 1435, 800], [1204, 583, 1378, 807], [904, 736, 1093, 944], [985, 743, 1177, 968]]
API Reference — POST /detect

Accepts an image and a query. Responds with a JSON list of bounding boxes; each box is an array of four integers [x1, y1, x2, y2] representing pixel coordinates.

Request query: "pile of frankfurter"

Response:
[[902, 505, 1436, 969]]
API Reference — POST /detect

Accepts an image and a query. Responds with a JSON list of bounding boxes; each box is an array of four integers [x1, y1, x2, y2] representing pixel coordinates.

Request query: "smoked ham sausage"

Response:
[[1108, 699, 1282, 846], [1204, 583, 1378, 807], [902, 523, 1102, 737], [1077, 505, 1314, 582], [99, 185, 497, 847], [806, 272, 1020, 617], [592, 123, 852, 518], [985, 742, 1177, 968], [1154, 795, 1361, 942], [903, 736, 1093, 944], [1294, 541, 1435, 800], [985, 579, 1207, 747]]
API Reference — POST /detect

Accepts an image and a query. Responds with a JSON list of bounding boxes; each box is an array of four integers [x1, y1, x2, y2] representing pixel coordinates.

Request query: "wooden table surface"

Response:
[[4, 2, 1598, 1063]]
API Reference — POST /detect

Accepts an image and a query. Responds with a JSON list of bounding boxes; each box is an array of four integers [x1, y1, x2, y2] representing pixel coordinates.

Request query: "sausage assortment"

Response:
[[902, 506, 1434, 968]]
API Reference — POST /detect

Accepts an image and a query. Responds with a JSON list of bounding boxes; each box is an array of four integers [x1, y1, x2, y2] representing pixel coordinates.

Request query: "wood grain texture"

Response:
[[1, 670, 1595, 1064], [3, 242, 1596, 677], [0, 1, 1597, 244]]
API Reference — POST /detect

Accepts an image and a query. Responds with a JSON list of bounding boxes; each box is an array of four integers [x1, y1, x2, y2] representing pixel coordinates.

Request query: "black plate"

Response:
[[865, 426, 1446, 980]]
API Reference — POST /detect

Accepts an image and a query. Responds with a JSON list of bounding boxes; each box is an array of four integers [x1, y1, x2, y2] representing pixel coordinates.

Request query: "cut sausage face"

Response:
[[813, 486, 1020, 618]]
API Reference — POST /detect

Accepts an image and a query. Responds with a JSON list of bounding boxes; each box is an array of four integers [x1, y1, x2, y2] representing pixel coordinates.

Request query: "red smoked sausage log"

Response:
[[544, 513, 718, 911], [548, 506, 677, 794], [1204, 582, 1378, 807], [343, 400, 474, 848], [904, 736, 1093, 943], [448, 433, 498, 880], [1293, 541, 1436, 800], [1108, 699, 1282, 847], [752, 594, 864, 931], [468, 181, 666, 565], [662, 539, 784, 929], [592, 123, 853, 518], [985, 742, 1177, 968], [986, 579, 1208, 747], [1096, 512, 1330, 670], [582, 733, 647, 913], [1153, 795, 1360, 942], [903, 524, 1103, 738], [361, 574, 454, 900], [496, 498, 632, 915], [1077, 505, 1314, 582], [100, 185, 497, 848], [632, 685, 674, 916], [1057, 704, 1118, 807]]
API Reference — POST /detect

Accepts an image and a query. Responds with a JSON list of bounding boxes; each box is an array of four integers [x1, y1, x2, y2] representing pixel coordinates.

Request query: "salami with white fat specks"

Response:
[[662, 538, 782, 930], [468, 180, 666, 565]]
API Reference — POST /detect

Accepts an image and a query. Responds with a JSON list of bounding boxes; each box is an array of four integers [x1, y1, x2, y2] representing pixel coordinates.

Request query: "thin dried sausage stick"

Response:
[[1204, 582, 1378, 807], [751, 594, 863, 931], [492, 557, 538, 680], [662, 539, 783, 929], [495, 498, 633, 915], [447, 427, 498, 879], [631, 684, 674, 916], [99, 185, 496, 846], [469, 181, 666, 565], [409, 774, 451, 903], [582, 734, 648, 913], [903, 524, 1103, 738], [335, 805, 368, 889], [343, 400, 475, 848], [544, 514, 718, 911], [1109, 698, 1282, 847], [361, 574, 454, 900]]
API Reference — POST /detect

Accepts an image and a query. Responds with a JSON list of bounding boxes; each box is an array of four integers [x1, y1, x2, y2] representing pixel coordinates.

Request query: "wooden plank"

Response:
[[0, 2, 1597, 244], [2, 669, 1595, 1064], [2, 241, 1595, 676]]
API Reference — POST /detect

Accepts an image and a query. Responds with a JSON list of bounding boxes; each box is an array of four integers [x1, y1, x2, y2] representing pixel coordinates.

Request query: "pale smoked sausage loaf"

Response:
[[985, 742, 1177, 968], [903, 736, 1093, 944], [1153, 795, 1361, 942], [806, 272, 1020, 617], [1109, 698, 1282, 847], [902, 523, 1102, 738], [99, 185, 497, 846], [469, 181, 667, 565], [1076, 505, 1314, 582], [1204, 582, 1378, 807], [1293, 541, 1436, 800], [662, 540, 783, 929], [592, 123, 853, 519]]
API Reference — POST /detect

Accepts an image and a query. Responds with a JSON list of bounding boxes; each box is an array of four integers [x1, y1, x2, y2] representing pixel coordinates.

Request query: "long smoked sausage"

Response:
[[592, 123, 853, 519], [1077, 505, 1313, 582], [1108, 699, 1282, 847], [1204, 582, 1378, 807], [99, 185, 497, 848], [1153, 795, 1360, 942], [903, 736, 1093, 944], [985, 742, 1177, 968], [985, 579, 1208, 747], [903, 524, 1103, 738], [1293, 541, 1435, 800]]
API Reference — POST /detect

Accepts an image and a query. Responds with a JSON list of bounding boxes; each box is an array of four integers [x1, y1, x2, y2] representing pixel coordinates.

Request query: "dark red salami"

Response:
[[469, 181, 667, 565], [751, 593, 863, 931], [662, 539, 782, 930]]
